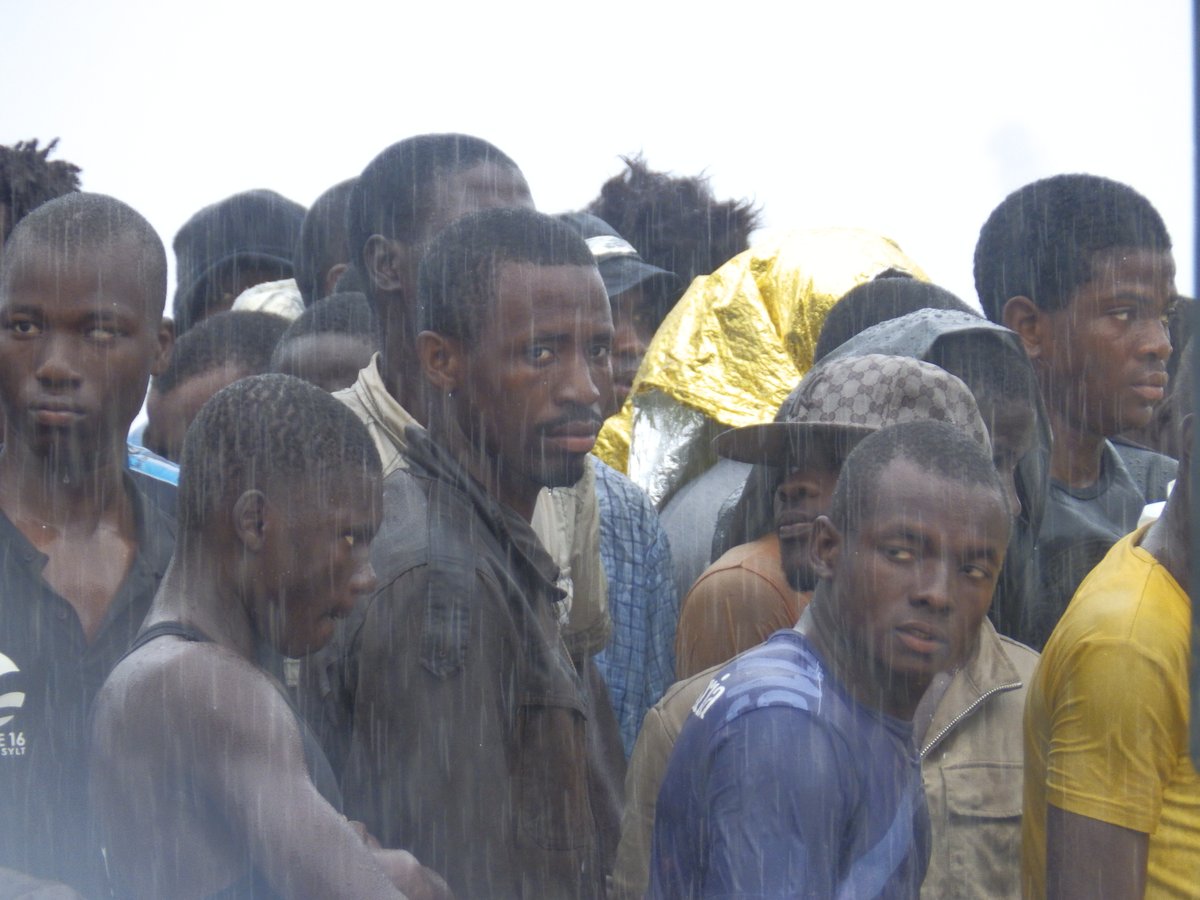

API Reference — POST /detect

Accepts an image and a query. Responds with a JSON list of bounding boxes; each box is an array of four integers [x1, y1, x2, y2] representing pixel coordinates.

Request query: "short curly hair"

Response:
[[586, 155, 760, 288], [153, 311, 289, 396], [974, 173, 1171, 323], [177, 373, 380, 535], [0, 138, 82, 244]]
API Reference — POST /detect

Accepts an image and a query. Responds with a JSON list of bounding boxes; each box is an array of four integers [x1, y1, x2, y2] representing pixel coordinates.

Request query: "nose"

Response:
[[914, 558, 954, 613], [1140, 315, 1172, 362], [35, 333, 81, 388], [351, 559, 378, 598], [558, 348, 604, 408]]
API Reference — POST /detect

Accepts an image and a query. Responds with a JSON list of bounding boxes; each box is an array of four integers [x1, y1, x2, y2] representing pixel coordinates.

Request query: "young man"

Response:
[[143, 310, 289, 461], [294, 178, 357, 306], [559, 212, 680, 410], [172, 189, 305, 334], [1023, 343, 1198, 899], [340, 208, 617, 899], [616, 355, 1038, 900], [90, 375, 448, 900], [649, 420, 1013, 898], [0, 193, 173, 893], [271, 292, 380, 393], [974, 173, 1178, 645]]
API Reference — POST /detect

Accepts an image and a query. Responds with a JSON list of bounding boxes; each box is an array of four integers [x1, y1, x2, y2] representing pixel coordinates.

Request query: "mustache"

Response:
[[537, 408, 606, 434]]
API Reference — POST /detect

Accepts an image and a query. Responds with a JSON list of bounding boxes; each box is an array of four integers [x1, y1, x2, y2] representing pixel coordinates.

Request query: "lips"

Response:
[[1130, 372, 1168, 403], [776, 516, 812, 542], [542, 420, 601, 455], [29, 399, 86, 427], [894, 621, 948, 656]]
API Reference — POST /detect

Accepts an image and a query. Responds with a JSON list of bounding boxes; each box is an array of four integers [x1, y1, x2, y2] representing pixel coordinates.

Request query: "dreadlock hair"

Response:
[[0, 139, 82, 244], [974, 173, 1172, 323], [831, 420, 1008, 539], [418, 208, 596, 346], [813, 277, 978, 362], [294, 179, 356, 306], [1, 192, 166, 313], [153, 311, 289, 396], [176, 373, 380, 537], [585, 154, 760, 288]]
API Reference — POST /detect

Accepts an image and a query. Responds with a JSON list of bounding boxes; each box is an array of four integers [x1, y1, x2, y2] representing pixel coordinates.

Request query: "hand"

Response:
[[372, 849, 455, 900]]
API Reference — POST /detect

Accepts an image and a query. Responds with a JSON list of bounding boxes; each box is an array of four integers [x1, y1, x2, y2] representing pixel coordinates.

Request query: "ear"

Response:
[[232, 490, 268, 552], [416, 330, 465, 394], [1001, 296, 1044, 359], [321, 263, 349, 298], [363, 235, 411, 295], [809, 515, 842, 581], [150, 317, 175, 378]]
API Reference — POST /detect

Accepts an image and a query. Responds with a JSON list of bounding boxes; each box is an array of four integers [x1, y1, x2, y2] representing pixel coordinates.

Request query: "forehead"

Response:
[[1075, 247, 1177, 301], [485, 262, 612, 335], [859, 457, 1008, 534], [782, 434, 847, 476], [422, 162, 534, 240], [0, 233, 162, 319], [269, 461, 382, 513]]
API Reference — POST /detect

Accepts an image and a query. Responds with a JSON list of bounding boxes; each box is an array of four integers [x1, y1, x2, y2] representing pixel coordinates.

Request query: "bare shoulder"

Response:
[[95, 638, 299, 759]]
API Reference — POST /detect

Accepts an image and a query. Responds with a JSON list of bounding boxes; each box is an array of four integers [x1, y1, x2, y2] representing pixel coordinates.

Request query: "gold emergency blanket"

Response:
[[595, 228, 927, 504]]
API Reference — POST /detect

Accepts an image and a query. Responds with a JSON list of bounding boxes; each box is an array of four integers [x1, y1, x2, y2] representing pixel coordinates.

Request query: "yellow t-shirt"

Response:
[[1022, 526, 1200, 898]]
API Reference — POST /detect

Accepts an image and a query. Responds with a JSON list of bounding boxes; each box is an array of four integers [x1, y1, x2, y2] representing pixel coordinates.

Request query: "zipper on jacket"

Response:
[[920, 680, 1022, 759]]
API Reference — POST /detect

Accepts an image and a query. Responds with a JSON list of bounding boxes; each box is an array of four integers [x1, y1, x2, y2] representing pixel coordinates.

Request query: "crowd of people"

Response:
[[0, 132, 1191, 899]]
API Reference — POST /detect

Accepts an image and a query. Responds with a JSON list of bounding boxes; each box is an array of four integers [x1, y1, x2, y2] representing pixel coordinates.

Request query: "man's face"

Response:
[[610, 285, 658, 411], [258, 468, 382, 658], [273, 333, 377, 394], [978, 397, 1036, 519], [822, 457, 1010, 699], [774, 444, 842, 592], [0, 237, 166, 461], [144, 364, 249, 462], [460, 262, 613, 506], [1036, 248, 1175, 438]]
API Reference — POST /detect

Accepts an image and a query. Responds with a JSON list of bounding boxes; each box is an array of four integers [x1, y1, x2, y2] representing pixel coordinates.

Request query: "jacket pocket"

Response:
[[515, 700, 591, 851], [938, 763, 1023, 899]]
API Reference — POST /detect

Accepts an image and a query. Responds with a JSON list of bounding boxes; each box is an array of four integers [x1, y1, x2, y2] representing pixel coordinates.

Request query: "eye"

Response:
[[1110, 308, 1133, 322], [589, 343, 611, 363], [85, 324, 120, 342], [527, 346, 554, 365], [341, 532, 357, 548], [884, 546, 915, 563], [7, 318, 40, 337], [961, 563, 993, 581]]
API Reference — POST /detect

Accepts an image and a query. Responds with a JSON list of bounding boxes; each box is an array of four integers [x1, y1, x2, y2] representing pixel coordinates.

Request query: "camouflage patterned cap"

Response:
[[713, 353, 991, 464]]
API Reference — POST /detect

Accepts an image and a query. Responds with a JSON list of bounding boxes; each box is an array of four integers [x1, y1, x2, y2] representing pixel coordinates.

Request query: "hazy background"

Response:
[[1, 0, 1194, 304]]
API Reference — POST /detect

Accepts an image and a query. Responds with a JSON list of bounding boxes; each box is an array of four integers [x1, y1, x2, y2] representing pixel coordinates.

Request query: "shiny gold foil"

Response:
[[595, 228, 928, 487]]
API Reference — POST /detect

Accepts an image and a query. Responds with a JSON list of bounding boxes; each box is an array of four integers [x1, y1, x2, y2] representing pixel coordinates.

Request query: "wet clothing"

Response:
[[918, 619, 1036, 900], [1031, 440, 1175, 649], [336, 354, 612, 660], [1024, 527, 1199, 898], [617, 618, 1027, 900], [649, 630, 930, 899], [113, 621, 341, 900], [341, 425, 613, 899], [0, 469, 176, 893], [592, 458, 679, 757], [674, 532, 809, 680]]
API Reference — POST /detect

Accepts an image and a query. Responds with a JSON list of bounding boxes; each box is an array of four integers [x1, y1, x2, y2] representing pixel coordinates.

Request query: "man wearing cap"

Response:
[[558, 213, 682, 755], [172, 189, 306, 334], [611, 355, 1036, 900], [559, 213, 680, 411]]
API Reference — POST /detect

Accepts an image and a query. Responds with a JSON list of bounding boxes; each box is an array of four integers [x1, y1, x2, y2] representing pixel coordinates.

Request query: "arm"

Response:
[[1046, 806, 1147, 900], [177, 650, 441, 900]]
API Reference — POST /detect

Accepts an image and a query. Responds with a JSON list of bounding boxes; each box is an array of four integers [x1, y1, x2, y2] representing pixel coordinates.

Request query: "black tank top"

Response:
[[123, 621, 344, 900]]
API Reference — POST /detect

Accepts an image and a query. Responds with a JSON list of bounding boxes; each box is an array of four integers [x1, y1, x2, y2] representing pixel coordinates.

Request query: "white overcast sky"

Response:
[[1, 0, 1194, 305]]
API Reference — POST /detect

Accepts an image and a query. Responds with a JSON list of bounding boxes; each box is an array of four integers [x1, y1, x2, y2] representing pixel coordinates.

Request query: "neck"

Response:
[[806, 586, 925, 720], [148, 539, 258, 662], [1043, 394, 1106, 488], [429, 406, 538, 522], [0, 436, 128, 527], [380, 313, 425, 424]]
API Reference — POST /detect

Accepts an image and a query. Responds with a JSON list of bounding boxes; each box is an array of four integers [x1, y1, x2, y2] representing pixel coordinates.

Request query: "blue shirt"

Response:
[[592, 458, 679, 757], [649, 630, 930, 899]]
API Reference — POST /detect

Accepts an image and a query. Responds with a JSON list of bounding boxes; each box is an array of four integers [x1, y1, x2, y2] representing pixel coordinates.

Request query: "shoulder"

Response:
[[1110, 439, 1178, 502], [995, 633, 1041, 683]]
